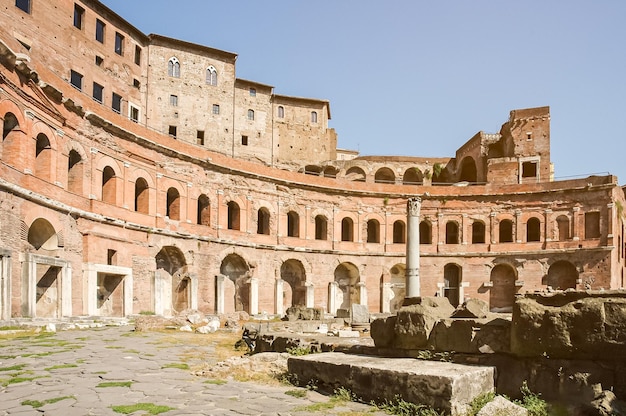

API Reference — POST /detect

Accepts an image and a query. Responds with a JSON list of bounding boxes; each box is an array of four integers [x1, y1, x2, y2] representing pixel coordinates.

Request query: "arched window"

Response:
[[419, 221, 432, 244], [166, 187, 180, 220], [3, 112, 19, 140], [346, 166, 366, 182], [472, 221, 485, 244], [527, 217, 541, 242], [444, 264, 462, 307], [446, 221, 459, 244], [393, 220, 406, 243], [341, 217, 354, 242], [287, 211, 299, 237], [311, 111, 317, 123], [134, 177, 149, 214], [197, 194, 210, 225], [247, 109, 254, 121], [102, 166, 116, 204], [556, 215, 570, 241], [227, 201, 240, 230], [257, 208, 270, 235], [206, 66, 217, 86], [315, 215, 327, 240], [277, 106, 284, 118], [367, 219, 380, 243], [402, 168, 423, 185], [499, 219, 514, 243], [67, 149, 83, 195], [374, 167, 395, 184], [168, 57, 180, 78], [35, 133, 52, 181]]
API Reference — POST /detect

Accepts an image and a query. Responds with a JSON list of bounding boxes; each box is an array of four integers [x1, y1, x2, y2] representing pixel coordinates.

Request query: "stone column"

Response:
[[215, 274, 225, 314], [405, 197, 422, 300], [249, 277, 259, 315], [60, 263, 72, 317], [0, 251, 12, 320], [357, 281, 367, 306], [275, 279, 284, 316], [328, 281, 338, 315], [305, 282, 314, 308]]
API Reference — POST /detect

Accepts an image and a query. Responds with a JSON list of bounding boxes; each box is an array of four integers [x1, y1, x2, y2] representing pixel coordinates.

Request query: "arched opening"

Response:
[[304, 165, 322, 176], [257, 208, 270, 235], [388, 263, 405, 313], [227, 201, 240, 230], [546, 261, 578, 290], [402, 168, 423, 185], [556, 215, 570, 241], [345, 166, 366, 182], [197, 194, 210, 226], [28, 218, 58, 251], [334, 262, 360, 311], [472, 221, 485, 244], [281, 259, 306, 310], [443, 264, 461, 307], [374, 167, 395, 184], [341, 217, 354, 242], [367, 219, 380, 243], [220, 254, 250, 313], [458, 157, 477, 183], [67, 149, 84, 195], [393, 220, 406, 243], [489, 264, 517, 312], [419, 221, 432, 244], [287, 211, 299, 237], [156, 246, 189, 314], [134, 177, 149, 214], [102, 166, 116, 205], [315, 215, 328, 240], [166, 187, 180, 220], [526, 217, 541, 242], [323, 166, 338, 178], [2, 112, 18, 140], [35, 133, 52, 181], [446, 221, 459, 244], [499, 219, 513, 243]]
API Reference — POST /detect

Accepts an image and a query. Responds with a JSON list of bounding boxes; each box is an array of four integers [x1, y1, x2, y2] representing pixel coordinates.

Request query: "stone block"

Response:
[[337, 330, 359, 338], [351, 304, 370, 323], [392, 297, 455, 349], [370, 315, 396, 348], [477, 396, 527, 416], [288, 352, 495, 416]]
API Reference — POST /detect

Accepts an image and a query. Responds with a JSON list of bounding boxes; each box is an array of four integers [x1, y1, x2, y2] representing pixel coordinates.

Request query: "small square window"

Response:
[[242, 135, 248, 146], [522, 161, 537, 178], [107, 249, 117, 266], [73, 4, 84, 29], [15, 0, 30, 14], [92, 82, 104, 103], [134, 45, 141, 65], [130, 106, 139, 123], [114, 32, 124, 55], [70, 70, 83, 90], [169, 94, 178, 106], [249, 88, 256, 97], [212, 104, 220, 115], [95, 19, 105, 43], [112, 92, 122, 113], [133, 78, 140, 88], [169, 126, 177, 138], [197, 130, 205, 146], [95, 55, 103, 66]]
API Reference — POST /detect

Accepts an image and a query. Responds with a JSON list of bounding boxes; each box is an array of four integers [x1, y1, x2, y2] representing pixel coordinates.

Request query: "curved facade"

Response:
[[0, 0, 625, 320]]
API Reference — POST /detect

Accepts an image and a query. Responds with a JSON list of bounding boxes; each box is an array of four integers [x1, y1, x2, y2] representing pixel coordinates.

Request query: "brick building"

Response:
[[0, 0, 624, 320]]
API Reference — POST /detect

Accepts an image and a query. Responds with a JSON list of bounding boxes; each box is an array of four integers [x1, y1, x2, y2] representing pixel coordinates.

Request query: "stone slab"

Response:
[[288, 352, 495, 416]]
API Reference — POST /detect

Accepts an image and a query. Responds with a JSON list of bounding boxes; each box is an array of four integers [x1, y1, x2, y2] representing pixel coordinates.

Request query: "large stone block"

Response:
[[288, 352, 495, 416], [391, 297, 455, 349]]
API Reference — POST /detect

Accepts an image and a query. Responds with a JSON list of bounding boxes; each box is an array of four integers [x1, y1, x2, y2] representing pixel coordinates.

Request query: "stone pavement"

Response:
[[0, 325, 387, 416]]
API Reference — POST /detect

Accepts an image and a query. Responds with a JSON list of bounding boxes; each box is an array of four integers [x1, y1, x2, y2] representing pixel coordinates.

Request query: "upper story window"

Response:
[[95, 19, 105, 43], [247, 109, 254, 121], [15, 0, 30, 14], [212, 104, 220, 115], [311, 111, 318, 123], [92, 82, 104, 103], [169, 94, 178, 106], [114, 32, 124, 55], [168, 57, 180, 78], [112, 92, 122, 113], [134, 45, 141, 65], [249, 88, 256, 97], [206, 66, 217, 86], [70, 70, 83, 90], [73, 4, 85, 29], [277, 106, 284, 118]]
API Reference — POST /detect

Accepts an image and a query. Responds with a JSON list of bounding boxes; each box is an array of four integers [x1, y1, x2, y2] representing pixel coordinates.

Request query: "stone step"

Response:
[[288, 352, 495, 416]]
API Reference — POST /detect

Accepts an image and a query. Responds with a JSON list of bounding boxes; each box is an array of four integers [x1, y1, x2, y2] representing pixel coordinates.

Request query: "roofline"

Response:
[[273, 94, 331, 119], [235, 78, 274, 89], [84, 0, 149, 43], [148, 34, 238, 62]]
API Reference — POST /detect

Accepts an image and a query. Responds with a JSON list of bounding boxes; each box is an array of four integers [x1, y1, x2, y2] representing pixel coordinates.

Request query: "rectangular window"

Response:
[[95, 19, 105, 43], [134, 45, 141, 65], [73, 4, 84, 29], [168, 125, 177, 138], [133, 78, 140, 89], [197, 130, 205, 146], [112, 92, 122, 113], [70, 70, 83, 90], [107, 249, 117, 266], [114, 32, 124, 55], [212, 104, 220, 115], [249, 88, 256, 97], [15, 0, 30, 13], [241, 135, 248, 146], [92, 82, 104, 103], [522, 161, 537, 178], [169, 94, 178, 106], [95, 55, 103, 66], [585, 212, 601, 239], [129, 105, 139, 123]]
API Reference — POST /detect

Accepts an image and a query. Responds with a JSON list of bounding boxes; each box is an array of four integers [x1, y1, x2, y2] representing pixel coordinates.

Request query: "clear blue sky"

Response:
[[101, 0, 626, 183]]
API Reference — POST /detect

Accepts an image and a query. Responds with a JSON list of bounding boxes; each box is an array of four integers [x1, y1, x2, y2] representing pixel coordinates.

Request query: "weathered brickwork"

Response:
[[0, 0, 625, 320]]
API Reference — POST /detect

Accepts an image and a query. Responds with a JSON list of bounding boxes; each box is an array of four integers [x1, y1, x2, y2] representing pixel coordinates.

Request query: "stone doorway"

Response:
[[97, 274, 125, 317], [155, 246, 194, 316], [489, 264, 517, 312], [22, 253, 71, 318], [84, 264, 133, 316], [332, 262, 360, 313], [219, 254, 250, 313], [545, 261, 578, 290], [36, 265, 61, 318], [280, 259, 306, 311]]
